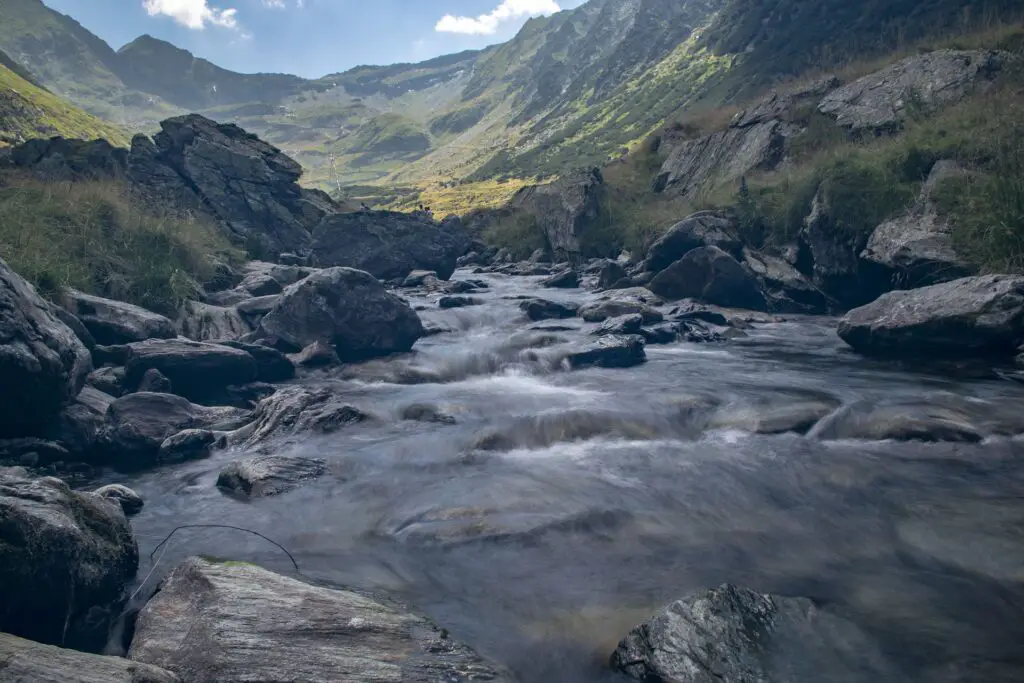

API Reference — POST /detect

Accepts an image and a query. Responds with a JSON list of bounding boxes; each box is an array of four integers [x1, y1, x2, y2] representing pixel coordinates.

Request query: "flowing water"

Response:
[[105, 271, 1024, 682]]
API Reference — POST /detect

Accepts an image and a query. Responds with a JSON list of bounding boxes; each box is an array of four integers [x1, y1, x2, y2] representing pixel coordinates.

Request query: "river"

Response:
[[105, 270, 1024, 682]]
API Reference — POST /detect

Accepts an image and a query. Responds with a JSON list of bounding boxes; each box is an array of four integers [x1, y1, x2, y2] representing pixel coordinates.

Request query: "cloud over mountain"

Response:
[[435, 0, 561, 35]]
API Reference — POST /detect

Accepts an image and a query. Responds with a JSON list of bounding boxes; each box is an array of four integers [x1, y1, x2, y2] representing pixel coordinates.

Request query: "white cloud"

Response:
[[142, 0, 240, 30], [436, 0, 561, 35]]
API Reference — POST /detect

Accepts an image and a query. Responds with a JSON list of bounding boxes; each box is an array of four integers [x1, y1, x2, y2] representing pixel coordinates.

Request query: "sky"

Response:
[[43, 0, 587, 78]]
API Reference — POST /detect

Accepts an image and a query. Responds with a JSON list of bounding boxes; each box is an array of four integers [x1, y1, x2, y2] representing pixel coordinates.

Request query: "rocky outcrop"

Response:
[[217, 455, 328, 498], [0, 633, 180, 683], [798, 186, 873, 307], [128, 557, 513, 682], [256, 267, 424, 359], [229, 387, 372, 449], [861, 160, 975, 288], [0, 257, 92, 438], [5, 137, 128, 180], [611, 583, 904, 683], [0, 473, 138, 650], [124, 338, 257, 402], [649, 246, 768, 310], [644, 212, 742, 272], [819, 50, 1007, 132], [63, 290, 177, 345], [838, 274, 1024, 357], [742, 248, 832, 314], [311, 211, 470, 281], [507, 168, 606, 263]]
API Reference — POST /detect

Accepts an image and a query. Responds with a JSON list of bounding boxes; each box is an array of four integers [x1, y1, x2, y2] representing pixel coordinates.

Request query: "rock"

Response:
[[158, 429, 222, 462], [649, 246, 768, 310], [861, 160, 975, 289], [0, 257, 92, 438], [645, 213, 743, 272], [62, 290, 176, 345], [218, 341, 295, 382], [742, 248, 832, 314], [0, 438, 69, 466], [710, 399, 840, 435], [92, 343, 130, 367], [234, 294, 281, 322], [640, 324, 681, 345], [229, 387, 373, 448], [129, 115, 337, 257], [52, 307, 96, 350], [177, 301, 251, 342], [402, 270, 440, 288], [6, 137, 127, 180], [540, 269, 581, 289], [137, 368, 173, 393], [217, 454, 327, 498], [798, 187, 871, 306], [87, 366, 126, 396], [611, 583, 905, 683], [808, 401, 984, 442], [124, 338, 257, 402], [566, 335, 647, 369], [520, 298, 580, 321], [594, 314, 644, 336], [507, 168, 606, 263], [45, 386, 113, 458], [819, 50, 1006, 132], [0, 473, 138, 650], [837, 274, 1024, 357], [731, 76, 841, 128], [401, 403, 457, 425], [438, 295, 482, 309], [0, 632, 180, 683], [598, 259, 628, 289], [579, 298, 663, 324], [128, 557, 513, 682], [528, 248, 551, 263], [311, 211, 469, 280], [92, 483, 145, 515], [256, 267, 424, 360], [291, 340, 340, 367], [223, 382, 278, 407]]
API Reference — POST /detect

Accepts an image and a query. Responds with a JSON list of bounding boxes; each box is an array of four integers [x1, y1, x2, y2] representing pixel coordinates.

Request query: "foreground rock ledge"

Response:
[[611, 583, 905, 683], [0, 632, 179, 683], [129, 557, 514, 682]]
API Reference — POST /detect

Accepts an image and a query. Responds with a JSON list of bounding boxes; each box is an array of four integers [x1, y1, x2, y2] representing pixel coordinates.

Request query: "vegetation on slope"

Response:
[[0, 174, 234, 314]]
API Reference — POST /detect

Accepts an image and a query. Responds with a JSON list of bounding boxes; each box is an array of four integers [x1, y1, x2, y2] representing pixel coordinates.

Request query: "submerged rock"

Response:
[[0, 633, 179, 683], [230, 387, 373, 448], [439, 295, 482, 309], [64, 289, 176, 345], [129, 558, 514, 682], [401, 403, 457, 425], [0, 473, 138, 650], [611, 583, 905, 683], [217, 454, 328, 498], [520, 298, 579, 321], [565, 335, 647, 369], [808, 401, 984, 443]]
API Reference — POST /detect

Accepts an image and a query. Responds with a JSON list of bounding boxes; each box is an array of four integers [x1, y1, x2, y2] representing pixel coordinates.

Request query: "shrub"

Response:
[[0, 174, 236, 314]]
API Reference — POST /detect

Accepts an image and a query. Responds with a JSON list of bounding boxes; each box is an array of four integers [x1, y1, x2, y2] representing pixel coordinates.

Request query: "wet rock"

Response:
[[808, 401, 984, 443], [291, 340, 340, 368], [594, 314, 644, 336], [0, 257, 92, 438], [124, 338, 257, 402], [311, 211, 469, 280], [0, 473, 138, 650], [218, 341, 295, 383], [230, 387, 373, 448], [598, 259, 628, 289], [223, 382, 278, 408], [520, 298, 579, 321], [470, 410, 661, 453], [541, 268, 581, 289], [86, 366, 126, 396], [742, 248, 832, 314], [401, 403, 457, 425], [402, 270, 440, 288], [257, 267, 424, 359], [137, 368, 173, 393], [507, 168, 605, 263], [92, 483, 145, 515], [566, 335, 647, 369], [128, 557, 513, 682], [649, 246, 768, 310], [63, 289, 176, 345], [217, 454, 328, 498], [710, 399, 840, 435], [52, 307, 96, 350], [0, 632, 180, 683], [578, 299, 663, 324], [158, 429, 221, 462], [177, 301, 251, 342], [444, 280, 480, 294], [611, 583, 905, 683], [640, 324, 681, 345], [645, 213, 742, 273], [439, 295, 482, 309], [46, 386, 114, 458], [819, 50, 1006, 132], [838, 274, 1024, 357]]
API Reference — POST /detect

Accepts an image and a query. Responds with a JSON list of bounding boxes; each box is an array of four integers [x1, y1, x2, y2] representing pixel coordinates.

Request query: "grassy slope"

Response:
[[0, 62, 130, 147]]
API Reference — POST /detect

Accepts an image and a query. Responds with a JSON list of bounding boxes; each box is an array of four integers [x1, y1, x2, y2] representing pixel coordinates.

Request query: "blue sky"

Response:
[[44, 0, 586, 78]]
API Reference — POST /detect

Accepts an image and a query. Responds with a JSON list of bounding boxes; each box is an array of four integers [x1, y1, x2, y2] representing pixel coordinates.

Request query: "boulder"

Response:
[[124, 339, 257, 402], [217, 455, 328, 498], [819, 50, 1006, 132], [45, 386, 114, 458], [611, 583, 905, 683], [0, 633, 180, 683], [158, 429, 222, 462], [506, 168, 605, 263], [649, 246, 768, 310], [0, 257, 92, 438], [136, 368, 173, 393], [311, 211, 470, 280], [808, 401, 983, 443], [540, 269, 581, 289], [128, 557, 513, 682], [87, 366, 126, 396], [92, 483, 145, 515], [742, 248, 832, 314], [237, 261, 314, 295], [92, 343, 130, 367], [230, 387, 372, 448], [177, 301, 251, 342], [256, 267, 424, 360], [438, 295, 482, 309], [0, 473, 138, 650], [798, 187, 870, 307], [598, 259, 628, 289], [520, 298, 579, 321], [645, 213, 742, 272], [579, 299, 663, 324], [401, 403, 457, 425], [291, 340, 340, 368], [63, 290, 176, 345], [837, 274, 1024, 357], [0, 438, 69, 467], [594, 314, 644, 336], [565, 335, 647, 369], [401, 270, 440, 288], [235, 294, 281, 322], [218, 341, 295, 382]]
